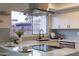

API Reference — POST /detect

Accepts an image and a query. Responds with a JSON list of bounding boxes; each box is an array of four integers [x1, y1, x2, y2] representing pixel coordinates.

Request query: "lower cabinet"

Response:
[[75, 42, 79, 48], [59, 41, 75, 48]]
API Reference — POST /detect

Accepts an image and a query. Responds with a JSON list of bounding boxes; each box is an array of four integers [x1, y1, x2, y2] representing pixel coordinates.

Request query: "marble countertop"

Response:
[[58, 39, 79, 42], [0, 43, 32, 56], [0, 40, 79, 56]]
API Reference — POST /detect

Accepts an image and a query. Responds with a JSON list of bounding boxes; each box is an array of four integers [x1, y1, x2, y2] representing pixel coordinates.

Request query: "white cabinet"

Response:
[[52, 11, 79, 29], [52, 16, 61, 29], [75, 42, 79, 48], [52, 15, 69, 29]]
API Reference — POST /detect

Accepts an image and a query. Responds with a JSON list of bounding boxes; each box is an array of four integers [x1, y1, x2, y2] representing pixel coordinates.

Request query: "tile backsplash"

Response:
[[52, 29, 79, 39], [1, 28, 79, 43]]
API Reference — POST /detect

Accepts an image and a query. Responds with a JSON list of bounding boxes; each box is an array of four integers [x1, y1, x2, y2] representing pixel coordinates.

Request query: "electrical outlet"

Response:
[[77, 32, 79, 36]]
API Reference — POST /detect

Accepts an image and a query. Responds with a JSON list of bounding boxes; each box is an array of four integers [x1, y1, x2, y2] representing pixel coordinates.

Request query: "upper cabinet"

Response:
[[52, 11, 79, 29]]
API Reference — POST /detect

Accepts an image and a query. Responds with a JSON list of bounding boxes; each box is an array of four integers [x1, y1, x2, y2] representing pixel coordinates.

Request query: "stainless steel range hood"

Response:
[[23, 3, 55, 15]]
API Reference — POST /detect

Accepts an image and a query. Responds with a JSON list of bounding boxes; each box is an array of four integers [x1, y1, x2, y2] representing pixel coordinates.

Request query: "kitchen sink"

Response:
[[31, 44, 62, 52]]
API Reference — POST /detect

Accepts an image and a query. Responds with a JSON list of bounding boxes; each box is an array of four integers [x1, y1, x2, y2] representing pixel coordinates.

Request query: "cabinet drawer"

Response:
[[59, 41, 75, 48]]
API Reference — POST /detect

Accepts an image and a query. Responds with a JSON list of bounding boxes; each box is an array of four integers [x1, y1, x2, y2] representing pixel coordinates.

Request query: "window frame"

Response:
[[11, 11, 48, 36]]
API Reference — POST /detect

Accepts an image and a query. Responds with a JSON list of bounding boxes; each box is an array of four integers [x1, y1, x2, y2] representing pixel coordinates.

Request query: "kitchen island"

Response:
[[58, 39, 79, 48], [0, 40, 79, 56]]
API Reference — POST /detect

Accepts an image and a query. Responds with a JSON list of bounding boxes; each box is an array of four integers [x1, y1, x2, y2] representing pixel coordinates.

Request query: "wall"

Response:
[[0, 3, 29, 42], [0, 15, 10, 43], [0, 28, 10, 43], [0, 15, 10, 28]]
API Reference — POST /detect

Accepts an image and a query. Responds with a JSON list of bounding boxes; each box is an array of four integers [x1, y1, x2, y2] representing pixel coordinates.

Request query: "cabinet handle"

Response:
[[58, 25, 60, 28], [67, 25, 70, 28]]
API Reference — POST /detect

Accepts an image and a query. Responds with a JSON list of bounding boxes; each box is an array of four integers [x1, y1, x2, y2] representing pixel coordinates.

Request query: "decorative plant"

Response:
[[16, 29, 24, 38], [14, 27, 25, 44]]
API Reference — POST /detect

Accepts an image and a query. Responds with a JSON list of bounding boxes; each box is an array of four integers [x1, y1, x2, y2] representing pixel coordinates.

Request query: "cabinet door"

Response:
[[52, 16, 61, 29], [68, 12, 79, 29], [52, 11, 79, 29], [59, 15, 69, 29], [62, 12, 79, 29], [52, 15, 69, 29]]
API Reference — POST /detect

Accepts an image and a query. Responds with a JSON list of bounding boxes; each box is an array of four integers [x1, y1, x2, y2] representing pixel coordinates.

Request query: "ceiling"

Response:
[[1, 3, 79, 11], [50, 3, 79, 10], [0, 3, 79, 15], [0, 3, 29, 12]]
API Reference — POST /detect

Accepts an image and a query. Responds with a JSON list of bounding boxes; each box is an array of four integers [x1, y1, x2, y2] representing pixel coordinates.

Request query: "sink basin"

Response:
[[31, 44, 62, 52]]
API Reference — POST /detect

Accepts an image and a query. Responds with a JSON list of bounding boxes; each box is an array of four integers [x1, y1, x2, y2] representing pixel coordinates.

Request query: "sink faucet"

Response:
[[39, 29, 44, 39]]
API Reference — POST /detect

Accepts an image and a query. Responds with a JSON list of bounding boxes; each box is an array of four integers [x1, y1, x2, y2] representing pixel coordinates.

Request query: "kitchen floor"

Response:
[[18, 40, 79, 56]]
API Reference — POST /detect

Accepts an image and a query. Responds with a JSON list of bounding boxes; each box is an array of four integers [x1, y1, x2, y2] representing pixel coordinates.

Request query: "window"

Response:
[[33, 14, 47, 34], [11, 11, 48, 36]]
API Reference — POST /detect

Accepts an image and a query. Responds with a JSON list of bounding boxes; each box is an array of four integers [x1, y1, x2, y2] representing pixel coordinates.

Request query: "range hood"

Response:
[[23, 3, 55, 15]]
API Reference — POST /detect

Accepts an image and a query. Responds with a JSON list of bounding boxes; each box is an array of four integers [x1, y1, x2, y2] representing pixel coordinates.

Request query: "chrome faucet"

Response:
[[39, 29, 44, 39]]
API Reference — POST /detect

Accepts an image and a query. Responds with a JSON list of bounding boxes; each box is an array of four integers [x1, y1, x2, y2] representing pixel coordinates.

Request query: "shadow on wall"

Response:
[[0, 28, 10, 43]]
